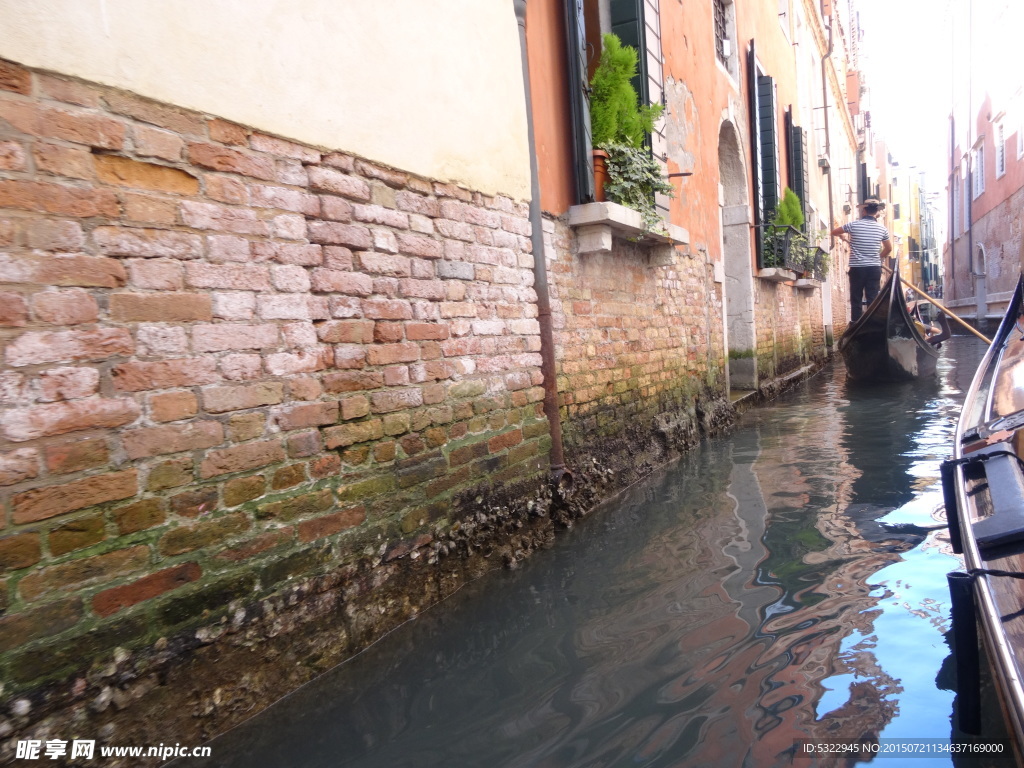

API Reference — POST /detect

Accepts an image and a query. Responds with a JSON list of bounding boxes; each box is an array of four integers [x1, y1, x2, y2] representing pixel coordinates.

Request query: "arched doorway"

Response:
[[973, 243, 988, 322], [719, 121, 756, 390]]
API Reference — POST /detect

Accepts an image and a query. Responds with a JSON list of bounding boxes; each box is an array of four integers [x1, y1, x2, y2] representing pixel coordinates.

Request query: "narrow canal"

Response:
[[190, 335, 1015, 767]]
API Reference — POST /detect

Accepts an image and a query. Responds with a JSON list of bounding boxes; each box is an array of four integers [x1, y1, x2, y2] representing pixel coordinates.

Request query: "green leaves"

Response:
[[775, 187, 805, 230], [762, 186, 823, 273], [601, 142, 675, 230], [761, 222, 830, 277], [590, 34, 663, 148], [590, 33, 671, 230]]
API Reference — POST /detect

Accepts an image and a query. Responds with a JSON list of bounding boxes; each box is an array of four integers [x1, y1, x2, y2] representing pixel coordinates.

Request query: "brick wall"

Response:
[[544, 221, 733, 501], [0, 54, 828, 751], [951, 185, 1024, 303], [0, 58, 554, 704], [754, 281, 826, 380]]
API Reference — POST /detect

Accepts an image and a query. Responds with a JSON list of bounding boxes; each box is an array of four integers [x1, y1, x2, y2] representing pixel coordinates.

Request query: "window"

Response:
[[996, 123, 1006, 177], [757, 74, 780, 216], [609, 0, 649, 104], [785, 108, 808, 229], [712, 0, 738, 78], [972, 145, 985, 198], [714, 0, 729, 64], [748, 43, 780, 266], [565, 0, 594, 203], [565, 0, 667, 206]]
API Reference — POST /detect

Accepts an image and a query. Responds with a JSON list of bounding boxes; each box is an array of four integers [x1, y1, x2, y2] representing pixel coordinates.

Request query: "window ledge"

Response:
[[757, 267, 798, 283], [568, 202, 689, 259], [795, 278, 821, 290]]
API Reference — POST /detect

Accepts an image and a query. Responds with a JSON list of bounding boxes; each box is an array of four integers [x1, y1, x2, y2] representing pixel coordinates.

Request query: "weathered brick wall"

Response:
[[831, 244, 852, 341], [544, 220, 732, 502], [952, 185, 1024, 302], [0, 57, 553, 709], [754, 280, 826, 380]]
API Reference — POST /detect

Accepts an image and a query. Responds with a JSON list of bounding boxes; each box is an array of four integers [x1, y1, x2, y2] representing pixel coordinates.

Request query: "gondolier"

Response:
[[831, 198, 893, 322]]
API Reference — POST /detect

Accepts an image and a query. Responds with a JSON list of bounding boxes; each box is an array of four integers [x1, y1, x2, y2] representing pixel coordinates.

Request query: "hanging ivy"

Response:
[[589, 33, 674, 231], [602, 142, 675, 231]]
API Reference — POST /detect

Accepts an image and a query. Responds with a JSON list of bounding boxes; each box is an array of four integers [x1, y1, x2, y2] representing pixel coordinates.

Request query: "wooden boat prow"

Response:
[[838, 270, 942, 382], [947, 273, 1024, 750]]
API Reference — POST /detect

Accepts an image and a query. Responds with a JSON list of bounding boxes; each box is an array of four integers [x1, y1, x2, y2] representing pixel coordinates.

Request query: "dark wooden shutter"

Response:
[[758, 74, 779, 216], [798, 126, 808, 224], [786, 110, 808, 231], [610, 0, 648, 105], [565, 0, 594, 203], [748, 43, 764, 263]]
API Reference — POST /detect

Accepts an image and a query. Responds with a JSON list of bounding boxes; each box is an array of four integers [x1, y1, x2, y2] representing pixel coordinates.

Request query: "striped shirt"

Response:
[[842, 216, 890, 267]]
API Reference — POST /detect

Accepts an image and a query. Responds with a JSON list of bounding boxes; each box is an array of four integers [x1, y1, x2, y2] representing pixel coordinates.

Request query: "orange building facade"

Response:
[[525, 0, 862, 405]]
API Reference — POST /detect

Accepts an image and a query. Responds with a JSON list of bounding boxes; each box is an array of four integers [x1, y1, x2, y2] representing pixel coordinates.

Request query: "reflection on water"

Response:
[[192, 337, 1012, 768]]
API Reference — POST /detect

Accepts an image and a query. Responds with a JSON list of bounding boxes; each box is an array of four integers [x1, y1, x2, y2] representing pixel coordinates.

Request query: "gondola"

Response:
[[838, 268, 949, 382], [944, 273, 1024, 753]]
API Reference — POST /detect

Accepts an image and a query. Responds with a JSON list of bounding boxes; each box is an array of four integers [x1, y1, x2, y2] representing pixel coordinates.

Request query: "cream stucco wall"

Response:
[[0, 0, 531, 199]]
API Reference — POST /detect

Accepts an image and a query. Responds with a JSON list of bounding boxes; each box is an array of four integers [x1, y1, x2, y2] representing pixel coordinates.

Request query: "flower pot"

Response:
[[592, 149, 609, 202]]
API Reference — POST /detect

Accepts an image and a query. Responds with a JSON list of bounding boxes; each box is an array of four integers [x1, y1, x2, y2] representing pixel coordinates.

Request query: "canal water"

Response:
[[190, 335, 1016, 767]]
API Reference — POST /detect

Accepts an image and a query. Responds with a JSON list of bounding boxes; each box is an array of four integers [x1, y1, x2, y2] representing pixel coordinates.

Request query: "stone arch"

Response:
[[719, 119, 756, 390], [973, 242, 987, 275], [974, 243, 988, 321]]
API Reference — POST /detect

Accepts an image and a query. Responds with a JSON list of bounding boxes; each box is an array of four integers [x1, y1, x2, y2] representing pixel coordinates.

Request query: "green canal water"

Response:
[[186, 336, 1016, 767]]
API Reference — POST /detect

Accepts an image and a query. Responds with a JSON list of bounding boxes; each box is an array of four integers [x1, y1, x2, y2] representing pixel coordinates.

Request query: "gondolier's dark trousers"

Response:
[[848, 265, 882, 322]]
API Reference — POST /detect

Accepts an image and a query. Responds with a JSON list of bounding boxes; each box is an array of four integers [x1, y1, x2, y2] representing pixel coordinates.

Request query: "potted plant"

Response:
[[589, 33, 673, 228], [762, 187, 805, 271], [793, 238, 830, 279], [813, 245, 830, 279]]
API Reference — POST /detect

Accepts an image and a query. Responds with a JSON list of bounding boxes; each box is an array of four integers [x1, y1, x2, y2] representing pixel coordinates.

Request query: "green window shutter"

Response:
[[786, 111, 808, 231], [565, 0, 595, 203], [757, 74, 779, 216], [748, 43, 764, 256], [610, 0, 648, 106], [798, 125, 808, 227]]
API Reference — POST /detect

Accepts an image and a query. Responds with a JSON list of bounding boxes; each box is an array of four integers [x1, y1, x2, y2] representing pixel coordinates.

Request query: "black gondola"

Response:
[[945, 273, 1024, 755], [838, 269, 948, 382]]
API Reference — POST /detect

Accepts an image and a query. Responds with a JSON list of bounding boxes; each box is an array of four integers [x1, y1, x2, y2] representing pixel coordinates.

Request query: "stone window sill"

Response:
[[795, 278, 821, 290], [757, 267, 798, 283], [568, 202, 689, 264]]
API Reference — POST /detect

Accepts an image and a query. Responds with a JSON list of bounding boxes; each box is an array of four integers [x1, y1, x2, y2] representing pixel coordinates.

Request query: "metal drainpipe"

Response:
[[821, 14, 835, 250], [514, 0, 572, 493], [949, 115, 956, 298]]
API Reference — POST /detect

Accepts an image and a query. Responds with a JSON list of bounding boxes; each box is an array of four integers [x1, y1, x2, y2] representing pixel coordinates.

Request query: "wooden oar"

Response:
[[882, 267, 992, 344]]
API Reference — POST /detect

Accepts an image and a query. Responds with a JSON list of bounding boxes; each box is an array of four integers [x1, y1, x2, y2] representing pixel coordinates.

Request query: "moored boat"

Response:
[[944, 273, 1024, 752], [838, 269, 948, 382]]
